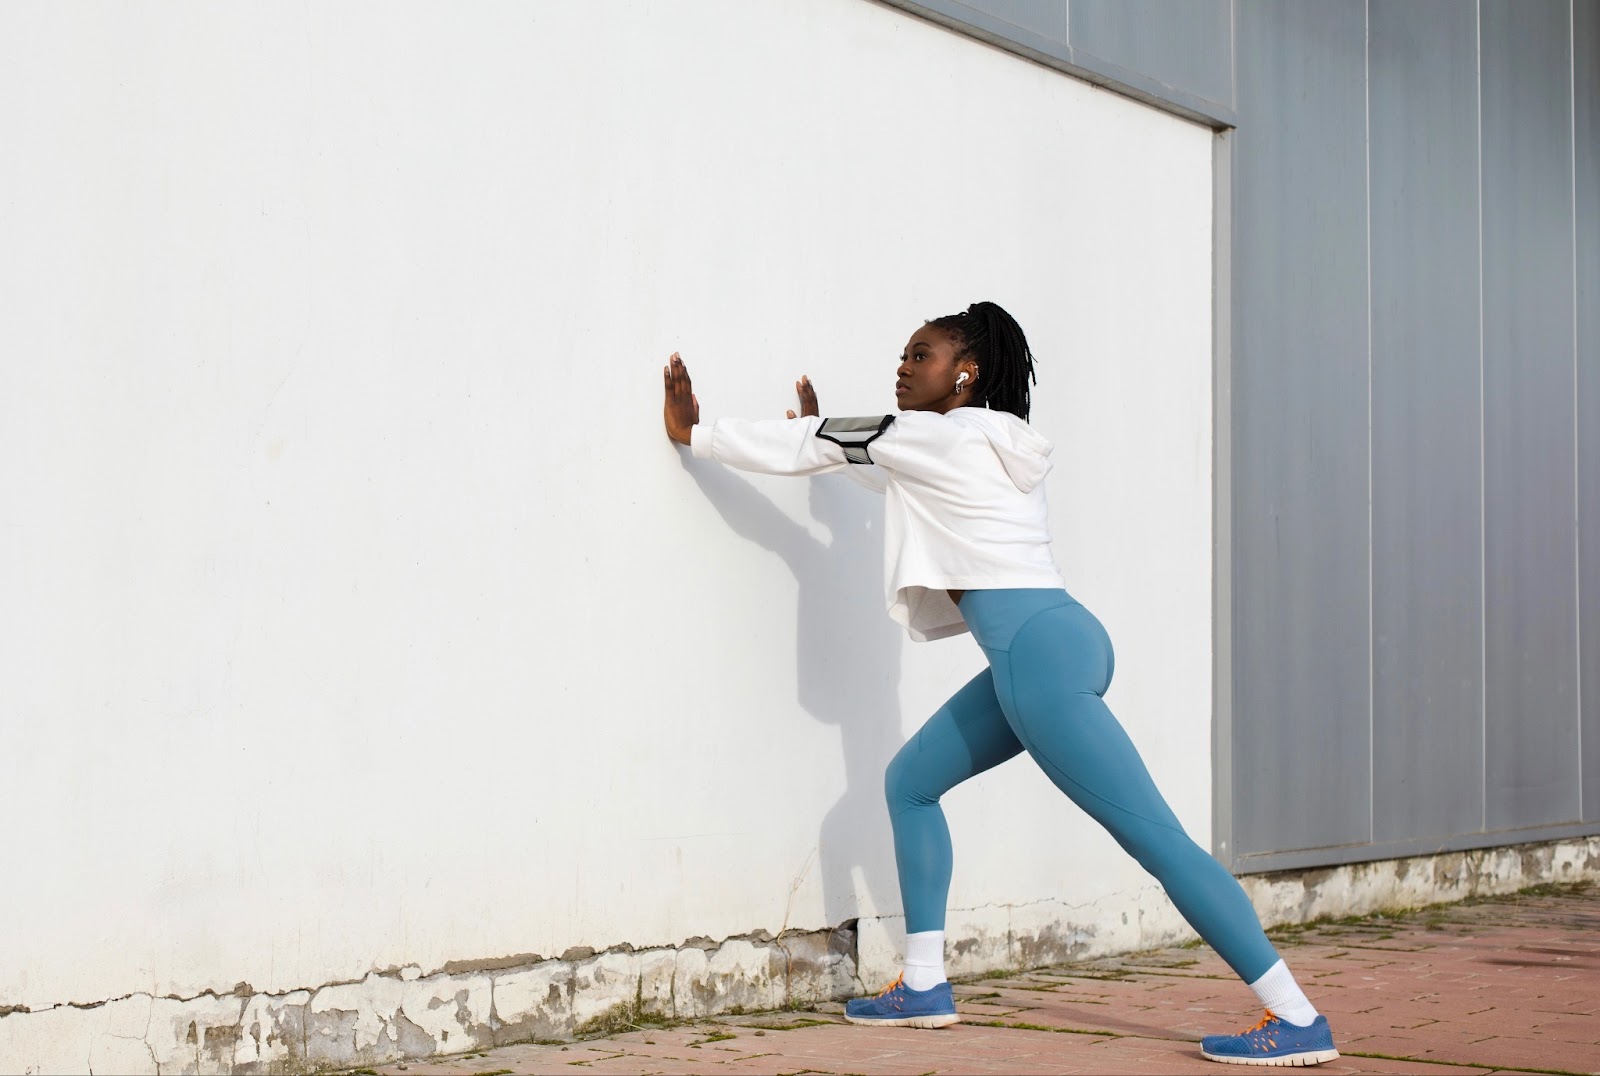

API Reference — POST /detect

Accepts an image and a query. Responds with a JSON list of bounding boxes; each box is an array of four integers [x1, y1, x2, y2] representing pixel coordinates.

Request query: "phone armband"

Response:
[[816, 415, 895, 465]]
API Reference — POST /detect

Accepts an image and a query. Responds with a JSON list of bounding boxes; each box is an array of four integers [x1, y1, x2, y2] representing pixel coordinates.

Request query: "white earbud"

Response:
[[955, 372, 969, 385]]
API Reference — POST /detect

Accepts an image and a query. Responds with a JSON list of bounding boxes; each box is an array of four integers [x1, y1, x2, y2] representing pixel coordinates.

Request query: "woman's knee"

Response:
[[884, 741, 933, 812], [1115, 818, 1210, 885]]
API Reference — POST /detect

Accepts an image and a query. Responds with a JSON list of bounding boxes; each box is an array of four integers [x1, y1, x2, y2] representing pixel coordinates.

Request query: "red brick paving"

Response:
[[365, 886, 1598, 1075]]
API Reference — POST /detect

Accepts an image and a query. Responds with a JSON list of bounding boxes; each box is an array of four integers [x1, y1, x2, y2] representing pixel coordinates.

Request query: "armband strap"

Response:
[[816, 415, 895, 465]]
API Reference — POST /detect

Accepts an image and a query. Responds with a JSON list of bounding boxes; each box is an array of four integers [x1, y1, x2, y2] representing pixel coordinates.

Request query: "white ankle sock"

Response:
[[1248, 959, 1319, 1027], [902, 930, 946, 991]]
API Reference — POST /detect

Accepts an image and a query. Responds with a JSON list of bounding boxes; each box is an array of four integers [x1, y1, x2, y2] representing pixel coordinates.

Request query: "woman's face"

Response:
[[895, 325, 976, 413]]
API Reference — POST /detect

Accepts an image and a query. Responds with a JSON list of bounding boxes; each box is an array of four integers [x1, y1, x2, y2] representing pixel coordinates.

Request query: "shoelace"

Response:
[[873, 973, 906, 998], [1240, 1010, 1280, 1051]]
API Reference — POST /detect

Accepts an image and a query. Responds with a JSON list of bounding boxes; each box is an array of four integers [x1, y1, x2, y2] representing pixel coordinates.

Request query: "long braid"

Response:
[[926, 301, 1038, 421]]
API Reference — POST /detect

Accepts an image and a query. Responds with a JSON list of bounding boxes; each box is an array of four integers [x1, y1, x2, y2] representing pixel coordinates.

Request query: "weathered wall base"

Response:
[[1239, 835, 1600, 928], [858, 885, 1196, 988], [4, 837, 1596, 1075], [0, 928, 858, 1076]]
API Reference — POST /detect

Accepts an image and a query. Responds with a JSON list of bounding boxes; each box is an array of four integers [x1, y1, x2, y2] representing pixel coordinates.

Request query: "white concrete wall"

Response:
[[0, 0, 1212, 1046]]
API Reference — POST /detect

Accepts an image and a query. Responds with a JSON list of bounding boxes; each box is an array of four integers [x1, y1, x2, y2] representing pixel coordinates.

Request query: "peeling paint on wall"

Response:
[[6, 838, 1594, 1075], [0, 926, 859, 1075]]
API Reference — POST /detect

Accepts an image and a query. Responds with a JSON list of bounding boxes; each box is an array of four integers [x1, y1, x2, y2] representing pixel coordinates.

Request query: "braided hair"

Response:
[[926, 301, 1038, 422]]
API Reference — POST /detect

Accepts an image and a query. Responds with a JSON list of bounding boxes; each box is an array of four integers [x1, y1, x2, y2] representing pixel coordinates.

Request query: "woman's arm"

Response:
[[663, 354, 902, 483], [789, 374, 887, 493], [693, 414, 854, 476], [662, 355, 849, 475]]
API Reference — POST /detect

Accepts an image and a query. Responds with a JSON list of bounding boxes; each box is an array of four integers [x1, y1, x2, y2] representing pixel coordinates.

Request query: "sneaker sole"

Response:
[[844, 1012, 960, 1029], [1200, 1048, 1340, 1067]]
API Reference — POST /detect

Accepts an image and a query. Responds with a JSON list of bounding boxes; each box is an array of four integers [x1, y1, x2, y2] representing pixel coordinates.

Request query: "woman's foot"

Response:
[[1200, 1010, 1339, 1066], [843, 975, 960, 1029]]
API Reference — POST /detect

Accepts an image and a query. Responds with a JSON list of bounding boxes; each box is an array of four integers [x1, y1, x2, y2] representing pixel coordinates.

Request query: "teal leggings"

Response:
[[886, 588, 1280, 983]]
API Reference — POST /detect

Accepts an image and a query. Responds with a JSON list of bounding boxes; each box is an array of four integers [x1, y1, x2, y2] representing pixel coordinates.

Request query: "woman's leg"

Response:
[[845, 668, 1025, 1027], [987, 601, 1282, 985], [966, 592, 1336, 1063], [884, 667, 1024, 934]]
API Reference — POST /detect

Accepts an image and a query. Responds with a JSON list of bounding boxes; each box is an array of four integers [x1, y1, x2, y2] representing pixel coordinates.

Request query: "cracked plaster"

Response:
[[3, 836, 1596, 1075]]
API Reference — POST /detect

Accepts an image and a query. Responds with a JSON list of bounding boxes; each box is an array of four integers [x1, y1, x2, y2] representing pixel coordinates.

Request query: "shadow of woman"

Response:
[[683, 458, 904, 936]]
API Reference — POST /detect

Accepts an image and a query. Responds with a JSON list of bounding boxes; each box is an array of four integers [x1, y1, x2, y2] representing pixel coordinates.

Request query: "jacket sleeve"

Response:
[[690, 412, 954, 482], [689, 416, 851, 476]]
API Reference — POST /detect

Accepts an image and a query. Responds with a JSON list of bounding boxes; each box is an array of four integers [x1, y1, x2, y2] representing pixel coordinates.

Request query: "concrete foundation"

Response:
[[3, 836, 1596, 1075]]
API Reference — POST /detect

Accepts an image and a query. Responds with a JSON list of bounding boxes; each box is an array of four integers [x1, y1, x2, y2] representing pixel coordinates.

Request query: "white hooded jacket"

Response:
[[690, 407, 1065, 641]]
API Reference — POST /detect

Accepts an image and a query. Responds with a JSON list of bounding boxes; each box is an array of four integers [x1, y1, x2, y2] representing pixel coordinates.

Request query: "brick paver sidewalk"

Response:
[[364, 885, 1598, 1075]]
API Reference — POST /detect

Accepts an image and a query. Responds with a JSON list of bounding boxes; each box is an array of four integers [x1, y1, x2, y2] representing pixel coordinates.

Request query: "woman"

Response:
[[661, 302, 1339, 1067]]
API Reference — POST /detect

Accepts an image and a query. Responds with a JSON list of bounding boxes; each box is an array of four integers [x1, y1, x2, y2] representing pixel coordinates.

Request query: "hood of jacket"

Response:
[[951, 407, 1054, 492]]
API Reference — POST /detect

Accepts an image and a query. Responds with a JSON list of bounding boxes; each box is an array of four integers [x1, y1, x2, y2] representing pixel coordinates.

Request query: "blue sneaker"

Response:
[[1201, 1011, 1339, 1066], [844, 975, 959, 1029]]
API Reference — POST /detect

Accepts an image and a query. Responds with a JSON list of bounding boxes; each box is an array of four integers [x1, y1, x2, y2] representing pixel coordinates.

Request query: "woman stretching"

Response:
[[661, 301, 1339, 1067]]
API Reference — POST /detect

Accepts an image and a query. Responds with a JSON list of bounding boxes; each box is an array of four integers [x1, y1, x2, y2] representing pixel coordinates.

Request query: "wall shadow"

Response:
[[683, 458, 903, 930]]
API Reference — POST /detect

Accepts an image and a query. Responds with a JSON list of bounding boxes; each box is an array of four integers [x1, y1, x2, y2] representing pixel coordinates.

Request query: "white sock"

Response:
[[902, 930, 946, 991], [1248, 959, 1319, 1027]]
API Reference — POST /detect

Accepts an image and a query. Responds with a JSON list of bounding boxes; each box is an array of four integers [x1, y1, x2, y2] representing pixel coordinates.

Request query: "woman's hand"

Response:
[[786, 375, 819, 419], [663, 352, 699, 445]]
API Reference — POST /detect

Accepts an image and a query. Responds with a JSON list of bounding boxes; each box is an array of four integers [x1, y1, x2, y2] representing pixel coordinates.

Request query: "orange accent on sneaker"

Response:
[[1240, 1009, 1276, 1048], [873, 974, 905, 998]]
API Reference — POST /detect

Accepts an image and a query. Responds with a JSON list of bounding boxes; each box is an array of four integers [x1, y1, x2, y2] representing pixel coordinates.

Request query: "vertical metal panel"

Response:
[[1578, 0, 1600, 822], [1068, 0, 1234, 109], [1231, 0, 1371, 856], [1481, 0, 1581, 830], [1368, 0, 1484, 842]]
